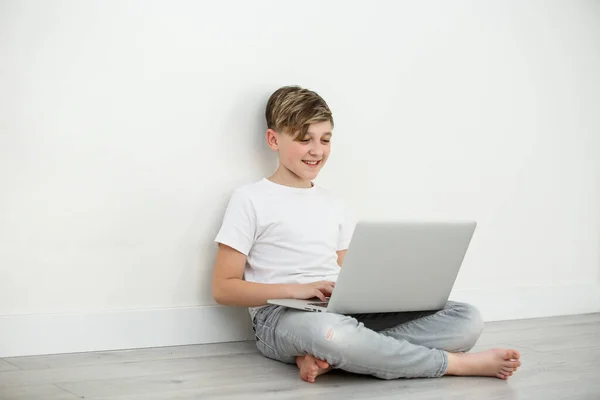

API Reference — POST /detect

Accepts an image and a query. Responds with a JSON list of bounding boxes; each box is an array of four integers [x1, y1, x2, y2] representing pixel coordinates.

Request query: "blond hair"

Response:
[[265, 86, 333, 140]]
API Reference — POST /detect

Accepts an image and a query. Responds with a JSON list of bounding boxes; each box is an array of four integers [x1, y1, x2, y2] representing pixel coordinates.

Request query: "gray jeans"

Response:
[[252, 301, 484, 379]]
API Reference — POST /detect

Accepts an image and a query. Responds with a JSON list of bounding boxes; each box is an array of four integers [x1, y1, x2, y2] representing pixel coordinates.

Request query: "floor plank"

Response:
[[84, 377, 517, 400], [4, 341, 257, 370], [1, 314, 599, 400], [0, 352, 266, 388], [54, 355, 284, 398], [0, 359, 19, 372], [475, 321, 600, 347], [482, 313, 600, 332], [0, 384, 80, 400]]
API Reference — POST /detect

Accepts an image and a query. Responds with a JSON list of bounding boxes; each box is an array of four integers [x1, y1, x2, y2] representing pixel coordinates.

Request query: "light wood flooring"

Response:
[[1, 313, 599, 399]]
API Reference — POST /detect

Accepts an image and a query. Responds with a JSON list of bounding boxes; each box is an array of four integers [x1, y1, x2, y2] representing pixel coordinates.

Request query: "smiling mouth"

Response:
[[303, 160, 322, 167]]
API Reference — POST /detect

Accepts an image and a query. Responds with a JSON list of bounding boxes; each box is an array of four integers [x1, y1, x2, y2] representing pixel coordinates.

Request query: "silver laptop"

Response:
[[268, 220, 476, 314]]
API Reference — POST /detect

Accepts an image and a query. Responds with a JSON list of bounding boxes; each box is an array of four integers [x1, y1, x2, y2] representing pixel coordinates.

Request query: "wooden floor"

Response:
[[1, 313, 599, 400]]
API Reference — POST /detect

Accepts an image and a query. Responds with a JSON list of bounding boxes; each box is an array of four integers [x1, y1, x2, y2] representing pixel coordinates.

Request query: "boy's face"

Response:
[[267, 121, 332, 183]]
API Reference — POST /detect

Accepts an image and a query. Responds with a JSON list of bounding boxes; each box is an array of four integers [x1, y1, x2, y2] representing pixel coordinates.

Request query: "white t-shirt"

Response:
[[214, 178, 356, 318]]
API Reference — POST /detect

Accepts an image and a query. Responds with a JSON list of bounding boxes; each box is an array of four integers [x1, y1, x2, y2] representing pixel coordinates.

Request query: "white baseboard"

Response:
[[2, 284, 599, 358], [0, 305, 255, 358], [449, 283, 600, 322]]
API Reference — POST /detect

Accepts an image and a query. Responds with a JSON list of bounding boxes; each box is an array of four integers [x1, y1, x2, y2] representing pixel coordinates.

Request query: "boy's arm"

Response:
[[212, 244, 334, 306], [212, 244, 293, 307], [336, 250, 347, 267]]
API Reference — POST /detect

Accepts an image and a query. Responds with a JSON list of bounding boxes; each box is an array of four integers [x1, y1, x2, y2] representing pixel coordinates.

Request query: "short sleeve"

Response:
[[337, 203, 356, 251], [214, 189, 256, 256]]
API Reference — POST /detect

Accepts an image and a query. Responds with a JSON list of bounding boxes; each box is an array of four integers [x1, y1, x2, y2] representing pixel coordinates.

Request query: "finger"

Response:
[[313, 289, 326, 301], [318, 285, 334, 296]]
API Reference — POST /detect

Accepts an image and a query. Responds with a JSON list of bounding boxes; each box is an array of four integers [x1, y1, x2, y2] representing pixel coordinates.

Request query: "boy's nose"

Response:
[[309, 143, 325, 156]]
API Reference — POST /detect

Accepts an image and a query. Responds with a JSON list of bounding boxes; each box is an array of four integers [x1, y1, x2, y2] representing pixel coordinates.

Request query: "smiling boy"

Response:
[[212, 86, 521, 382]]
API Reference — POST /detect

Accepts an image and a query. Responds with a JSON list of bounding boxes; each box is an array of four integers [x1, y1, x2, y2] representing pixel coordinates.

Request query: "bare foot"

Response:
[[445, 348, 521, 380], [296, 354, 333, 383]]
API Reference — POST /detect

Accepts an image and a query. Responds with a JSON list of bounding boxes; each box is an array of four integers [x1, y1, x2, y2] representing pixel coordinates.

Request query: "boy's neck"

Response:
[[268, 165, 313, 189]]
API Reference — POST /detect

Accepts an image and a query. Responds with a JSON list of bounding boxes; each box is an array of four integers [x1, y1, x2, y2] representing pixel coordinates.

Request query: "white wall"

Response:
[[1, 0, 599, 356]]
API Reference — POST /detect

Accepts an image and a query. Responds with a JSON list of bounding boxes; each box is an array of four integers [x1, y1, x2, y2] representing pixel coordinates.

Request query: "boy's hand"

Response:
[[288, 281, 335, 301]]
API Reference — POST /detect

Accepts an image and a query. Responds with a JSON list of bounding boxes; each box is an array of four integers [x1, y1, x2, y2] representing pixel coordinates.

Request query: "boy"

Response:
[[212, 86, 521, 383]]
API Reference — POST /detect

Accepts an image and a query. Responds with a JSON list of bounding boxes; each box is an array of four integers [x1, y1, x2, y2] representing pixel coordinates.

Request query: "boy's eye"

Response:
[[321, 140, 330, 143], [300, 139, 310, 143]]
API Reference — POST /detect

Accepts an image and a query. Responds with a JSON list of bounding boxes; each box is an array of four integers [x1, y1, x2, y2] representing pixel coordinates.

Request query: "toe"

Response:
[[508, 350, 520, 359]]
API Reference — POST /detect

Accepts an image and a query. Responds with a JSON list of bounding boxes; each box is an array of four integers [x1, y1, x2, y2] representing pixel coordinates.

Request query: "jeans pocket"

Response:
[[255, 334, 277, 354], [253, 305, 296, 364], [255, 329, 276, 351], [256, 330, 292, 364]]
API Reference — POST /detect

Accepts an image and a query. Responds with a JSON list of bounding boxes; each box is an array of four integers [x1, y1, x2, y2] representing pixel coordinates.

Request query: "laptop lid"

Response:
[[327, 220, 476, 314]]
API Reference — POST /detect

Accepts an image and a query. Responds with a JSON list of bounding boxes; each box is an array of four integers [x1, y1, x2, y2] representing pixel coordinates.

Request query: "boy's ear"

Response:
[[266, 129, 279, 151]]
